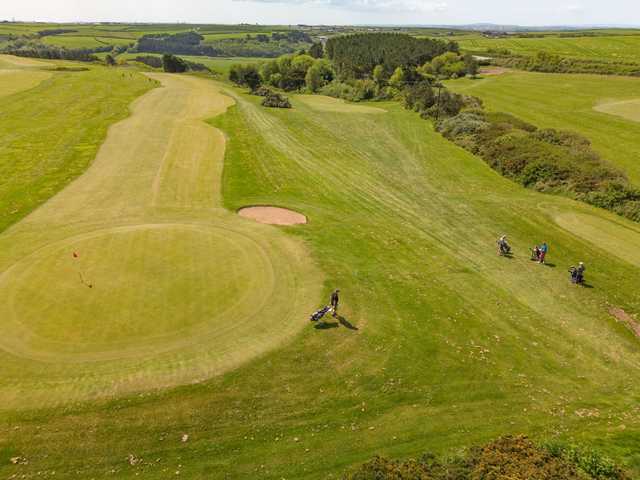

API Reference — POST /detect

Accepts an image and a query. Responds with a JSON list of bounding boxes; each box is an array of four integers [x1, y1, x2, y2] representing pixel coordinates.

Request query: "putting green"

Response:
[[555, 211, 640, 266], [295, 94, 386, 113], [0, 73, 321, 408], [0, 69, 52, 98], [594, 98, 640, 123]]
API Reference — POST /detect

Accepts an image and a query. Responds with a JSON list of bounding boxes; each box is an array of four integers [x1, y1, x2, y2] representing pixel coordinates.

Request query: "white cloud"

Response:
[[235, 0, 449, 13]]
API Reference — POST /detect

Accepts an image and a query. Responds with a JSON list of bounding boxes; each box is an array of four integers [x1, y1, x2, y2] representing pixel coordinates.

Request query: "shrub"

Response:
[[344, 436, 629, 479], [305, 59, 335, 92], [229, 63, 262, 90], [262, 92, 291, 108], [544, 442, 631, 480], [162, 54, 188, 73], [437, 111, 489, 138], [133, 55, 163, 69]]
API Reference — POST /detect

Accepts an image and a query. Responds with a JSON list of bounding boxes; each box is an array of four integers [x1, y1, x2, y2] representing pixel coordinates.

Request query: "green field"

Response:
[[453, 32, 640, 62], [447, 71, 640, 185], [117, 52, 265, 75], [0, 53, 640, 479], [42, 35, 134, 49]]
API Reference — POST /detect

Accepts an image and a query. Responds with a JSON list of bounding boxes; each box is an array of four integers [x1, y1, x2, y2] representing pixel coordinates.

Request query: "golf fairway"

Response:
[[0, 74, 321, 409]]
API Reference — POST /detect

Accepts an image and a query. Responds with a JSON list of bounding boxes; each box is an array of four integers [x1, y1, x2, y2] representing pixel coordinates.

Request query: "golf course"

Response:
[[1, 27, 640, 479]]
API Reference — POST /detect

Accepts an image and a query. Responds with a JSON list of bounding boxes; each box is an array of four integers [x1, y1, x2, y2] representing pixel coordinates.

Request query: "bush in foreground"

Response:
[[344, 435, 630, 480], [262, 91, 291, 108]]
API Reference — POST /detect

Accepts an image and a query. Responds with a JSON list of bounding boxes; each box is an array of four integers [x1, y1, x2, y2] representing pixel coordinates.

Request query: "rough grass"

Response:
[[455, 33, 640, 63], [0, 74, 639, 478], [447, 71, 640, 185], [0, 56, 154, 233]]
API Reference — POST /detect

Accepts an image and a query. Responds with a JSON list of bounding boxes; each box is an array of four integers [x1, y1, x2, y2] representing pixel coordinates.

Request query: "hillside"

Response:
[[0, 53, 639, 478]]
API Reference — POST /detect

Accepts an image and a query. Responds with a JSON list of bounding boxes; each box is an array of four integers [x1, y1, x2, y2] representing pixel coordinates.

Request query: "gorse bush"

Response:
[[344, 436, 630, 480], [261, 91, 291, 108], [436, 107, 640, 223], [544, 442, 631, 480]]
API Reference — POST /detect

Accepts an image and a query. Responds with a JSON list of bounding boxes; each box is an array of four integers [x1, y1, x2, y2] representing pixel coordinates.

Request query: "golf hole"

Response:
[[238, 206, 307, 226]]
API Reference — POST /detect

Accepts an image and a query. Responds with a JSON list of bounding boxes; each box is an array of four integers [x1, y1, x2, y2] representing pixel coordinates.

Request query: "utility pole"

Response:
[[434, 79, 444, 122]]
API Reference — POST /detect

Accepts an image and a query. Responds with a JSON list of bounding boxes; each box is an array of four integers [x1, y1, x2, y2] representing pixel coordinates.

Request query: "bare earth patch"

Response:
[[480, 67, 510, 76], [239, 206, 307, 225], [609, 307, 640, 338]]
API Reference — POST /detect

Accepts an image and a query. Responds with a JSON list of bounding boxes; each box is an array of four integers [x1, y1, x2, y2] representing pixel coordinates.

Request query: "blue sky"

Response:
[[1, 0, 638, 26]]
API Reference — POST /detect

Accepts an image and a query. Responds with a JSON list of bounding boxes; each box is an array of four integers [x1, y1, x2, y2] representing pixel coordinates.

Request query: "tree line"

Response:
[[325, 32, 458, 79]]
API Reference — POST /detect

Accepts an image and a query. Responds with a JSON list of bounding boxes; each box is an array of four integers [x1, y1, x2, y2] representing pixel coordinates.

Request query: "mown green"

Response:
[[1, 74, 640, 479]]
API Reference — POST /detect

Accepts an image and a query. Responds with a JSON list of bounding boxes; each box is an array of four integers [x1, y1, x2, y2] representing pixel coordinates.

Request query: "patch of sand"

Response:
[[239, 206, 307, 225], [295, 94, 386, 114], [609, 307, 640, 338], [594, 99, 640, 123], [480, 67, 510, 76]]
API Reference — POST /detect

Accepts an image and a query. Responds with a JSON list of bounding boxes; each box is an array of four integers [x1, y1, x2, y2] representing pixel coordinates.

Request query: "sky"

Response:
[[1, 0, 638, 26]]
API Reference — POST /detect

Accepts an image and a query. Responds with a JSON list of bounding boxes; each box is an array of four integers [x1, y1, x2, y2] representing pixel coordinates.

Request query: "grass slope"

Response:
[[454, 33, 640, 63], [1, 82, 640, 478], [0, 56, 154, 233], [0, 73, 320, 410], [447, 71, 640, 185]]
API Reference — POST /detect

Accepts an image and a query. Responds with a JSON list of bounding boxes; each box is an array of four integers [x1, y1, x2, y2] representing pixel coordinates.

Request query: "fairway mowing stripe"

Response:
[[0, 75, 323, 408]]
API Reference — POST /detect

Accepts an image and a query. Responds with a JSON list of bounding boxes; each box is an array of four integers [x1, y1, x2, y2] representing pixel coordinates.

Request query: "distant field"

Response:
[[42, 35, 134, 48], [453, 33, 640, 62], [118, 53, 264, 75], [448, 71, 640, 184]]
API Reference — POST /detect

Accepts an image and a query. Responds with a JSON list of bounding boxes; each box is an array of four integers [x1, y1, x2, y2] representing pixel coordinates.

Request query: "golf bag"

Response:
[[310, 306, 332, 322], [569, 267, 584, 285], [498, 241, 511, 256], [531, 247, 541, 261]]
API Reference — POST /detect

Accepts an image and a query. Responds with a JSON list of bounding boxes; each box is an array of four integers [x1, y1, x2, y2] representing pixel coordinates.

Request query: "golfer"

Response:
[[330, 289, 340, 317], [539, 242, 548, 264]]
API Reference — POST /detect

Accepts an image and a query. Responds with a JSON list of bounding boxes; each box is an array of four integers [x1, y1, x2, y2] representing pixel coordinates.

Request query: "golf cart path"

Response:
[[0, 73, 321, 409]]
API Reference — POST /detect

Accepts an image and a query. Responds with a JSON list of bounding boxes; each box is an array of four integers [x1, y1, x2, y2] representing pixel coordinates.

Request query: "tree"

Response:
[[309, 42, 324, 59], [305, 59, 335, 92], [464, 53, 479, 77], [388, 67, 406, 89], [105, 53, 116, 66], [244, 67, 262, 91], [372, 64, 387, 87], [162, 54, 187, 73], [229, 63, 262, 90]]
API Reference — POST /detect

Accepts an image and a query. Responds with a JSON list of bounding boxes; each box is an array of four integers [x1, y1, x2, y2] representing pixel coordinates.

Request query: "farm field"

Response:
[[42, 34, 134, 49], [117, 52, 265, 75], [1, 54, 640, 479], [447, 71, 640, 185], [453, 32, 640, 62]]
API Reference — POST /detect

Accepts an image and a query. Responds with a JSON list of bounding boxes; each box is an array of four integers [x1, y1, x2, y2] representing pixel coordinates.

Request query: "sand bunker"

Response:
[[480, 67, 509, 76], [610, 307, 640, 339], [238, 206, 307, 225]]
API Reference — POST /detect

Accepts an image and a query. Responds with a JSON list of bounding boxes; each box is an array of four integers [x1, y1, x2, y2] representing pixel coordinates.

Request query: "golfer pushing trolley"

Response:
[[310, 289, 341, 322]]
